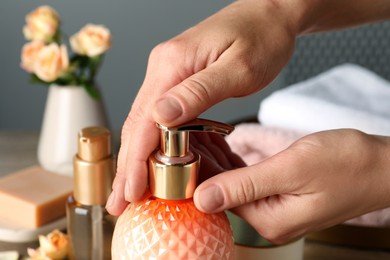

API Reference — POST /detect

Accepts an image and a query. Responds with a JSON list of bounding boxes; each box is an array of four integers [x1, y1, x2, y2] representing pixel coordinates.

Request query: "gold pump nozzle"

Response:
[[73, 127, 115, 206], [158, 118, 234, 157], [149, 118, 234, 200]]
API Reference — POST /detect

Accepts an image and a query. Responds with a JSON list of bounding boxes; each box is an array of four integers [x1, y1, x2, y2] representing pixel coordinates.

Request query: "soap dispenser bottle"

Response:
[[112, 118, 235, 260], [66, 127, 116, 260]]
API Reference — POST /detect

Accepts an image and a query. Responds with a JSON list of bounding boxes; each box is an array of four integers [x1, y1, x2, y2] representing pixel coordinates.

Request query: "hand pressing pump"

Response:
[[112, 118, 235, 260]]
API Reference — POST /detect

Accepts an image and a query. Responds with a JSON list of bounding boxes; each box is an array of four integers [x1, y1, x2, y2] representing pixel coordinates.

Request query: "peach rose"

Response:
[[70, 24, 111, 57], [27, 229, 69, 260], [23, 5, 59, 42], [34, 43, 69, 82], [20, 40, 45, 73]]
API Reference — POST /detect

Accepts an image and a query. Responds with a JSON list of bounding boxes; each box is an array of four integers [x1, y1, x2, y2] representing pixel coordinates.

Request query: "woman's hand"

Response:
[[106, 0, 299, 215], [194, 129, 390, 244]]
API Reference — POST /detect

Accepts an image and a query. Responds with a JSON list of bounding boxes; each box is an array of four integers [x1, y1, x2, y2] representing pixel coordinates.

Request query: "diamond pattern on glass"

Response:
[[112, 198, 234, 259]]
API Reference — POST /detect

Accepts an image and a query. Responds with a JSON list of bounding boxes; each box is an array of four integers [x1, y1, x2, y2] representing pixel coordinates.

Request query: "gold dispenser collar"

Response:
[[74, 127, 115, 206], [149, 118, 234, 200]]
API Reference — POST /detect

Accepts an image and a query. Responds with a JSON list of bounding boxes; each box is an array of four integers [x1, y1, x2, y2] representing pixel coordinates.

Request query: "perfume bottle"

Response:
[[66, 127, 116, 260], [112, 119, 235, 260]]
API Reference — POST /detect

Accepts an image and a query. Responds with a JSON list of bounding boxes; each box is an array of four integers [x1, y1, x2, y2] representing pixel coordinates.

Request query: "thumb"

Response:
[[152, 57, 259, 126], [194, 152, 297, 213]]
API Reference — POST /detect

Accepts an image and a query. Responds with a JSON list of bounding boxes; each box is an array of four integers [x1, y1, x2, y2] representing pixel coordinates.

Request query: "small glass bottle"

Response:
[[66, 127, 115, 260], [112, 119, 235, 259]]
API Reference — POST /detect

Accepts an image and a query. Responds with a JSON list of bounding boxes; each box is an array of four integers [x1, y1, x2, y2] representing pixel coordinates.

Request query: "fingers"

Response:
[[193, 139, 314, 213], [194, 130, 390, 244], [194, 155, 290, 213], [105, 0, 295, 214], [150, 1, 297, 128], [190, 132, 246, 183], [192, 144, 313, 244], [106, 174, 128, 216], [106, 39, 193, 208], [105, 118, 156, 214], [117, 41, 259, 203], [153, 48, 262, 127], [210, 133, 246, 169], [230, 195, 312, 244], [192, 133, 234, 169]]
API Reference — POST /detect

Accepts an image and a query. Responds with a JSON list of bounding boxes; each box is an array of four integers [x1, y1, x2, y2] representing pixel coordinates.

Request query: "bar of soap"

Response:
[[0, 166, 73, 228], [0, 251, 19, 260]]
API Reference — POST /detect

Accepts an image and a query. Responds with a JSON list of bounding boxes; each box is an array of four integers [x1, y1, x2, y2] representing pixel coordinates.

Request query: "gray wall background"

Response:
[[1, 0, 282, 132], [2, 1, 389, 132]]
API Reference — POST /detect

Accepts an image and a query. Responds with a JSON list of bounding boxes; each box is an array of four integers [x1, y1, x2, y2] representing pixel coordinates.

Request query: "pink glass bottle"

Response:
[[112, 119, 235, 259]]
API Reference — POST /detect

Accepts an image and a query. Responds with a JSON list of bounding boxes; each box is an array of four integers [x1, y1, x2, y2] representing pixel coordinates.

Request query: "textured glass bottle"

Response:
[[112, 119, 235, 259], [66, 127, 115, 260]]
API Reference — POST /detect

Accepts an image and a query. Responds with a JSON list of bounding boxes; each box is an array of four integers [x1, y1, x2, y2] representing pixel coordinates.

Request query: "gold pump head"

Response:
[[149, 118, 234, 200], [73, 127, 115, 206]]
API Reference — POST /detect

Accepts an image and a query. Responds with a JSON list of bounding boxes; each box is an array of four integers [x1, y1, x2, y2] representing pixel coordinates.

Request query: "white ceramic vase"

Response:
[[38, 85, 109, 176]]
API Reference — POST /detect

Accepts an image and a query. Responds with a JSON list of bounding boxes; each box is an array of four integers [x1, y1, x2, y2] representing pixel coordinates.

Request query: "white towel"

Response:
[[259, 64, 390, 135]]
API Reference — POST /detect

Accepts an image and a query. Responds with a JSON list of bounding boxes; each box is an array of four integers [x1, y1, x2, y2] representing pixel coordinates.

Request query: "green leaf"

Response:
[[88, 55, 103, 82], [52, 29, 62, 44], [29, 74, 50, 86], [83, 82, 101, 100], [90, 55, 102, 69], [70, 55, 90, 69]]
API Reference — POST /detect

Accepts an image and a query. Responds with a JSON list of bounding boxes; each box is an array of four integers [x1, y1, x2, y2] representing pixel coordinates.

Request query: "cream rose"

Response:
[[27, 229, 69, 260], [34, 43, 69, 82], [20, 40, 45, 73], [70, 24, 111, 57], [23, 5, 59, 42]]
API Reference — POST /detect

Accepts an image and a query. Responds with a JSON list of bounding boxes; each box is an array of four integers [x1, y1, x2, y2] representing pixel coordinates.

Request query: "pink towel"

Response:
[[225, 123, 304, 165], [226, 123, 390, 228]]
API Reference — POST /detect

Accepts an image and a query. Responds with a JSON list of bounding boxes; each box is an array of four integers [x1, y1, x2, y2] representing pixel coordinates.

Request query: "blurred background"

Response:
[[1, 0, 279, 132], [1, 1, 389, 132]]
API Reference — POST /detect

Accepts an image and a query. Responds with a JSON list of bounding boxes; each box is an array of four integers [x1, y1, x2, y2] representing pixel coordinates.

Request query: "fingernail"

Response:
[[106, 191, 116, 209], [155, 97, 182, 121], [197, 185, 224, 212]]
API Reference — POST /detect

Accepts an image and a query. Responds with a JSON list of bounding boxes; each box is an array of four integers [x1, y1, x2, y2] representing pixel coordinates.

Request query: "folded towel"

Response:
[[259, 64, 390, 135], [225, 123, 304, 166]]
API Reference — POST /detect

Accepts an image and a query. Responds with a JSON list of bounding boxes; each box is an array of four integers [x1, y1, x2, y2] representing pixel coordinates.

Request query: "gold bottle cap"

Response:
[[149, 119, 234, 200], [78, 127, 111, 161], [73, 127, 115, 206]]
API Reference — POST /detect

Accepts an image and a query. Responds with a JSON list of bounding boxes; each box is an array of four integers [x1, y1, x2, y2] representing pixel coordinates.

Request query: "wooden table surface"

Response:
[[0, 131, 389, 259]]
